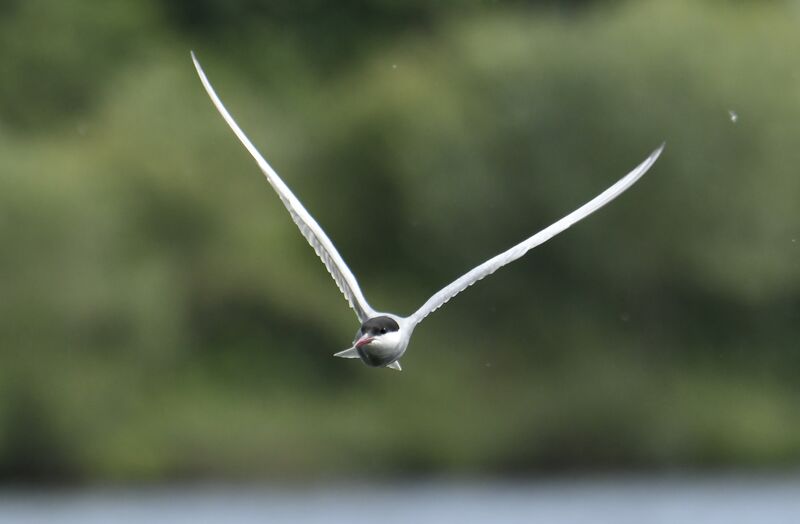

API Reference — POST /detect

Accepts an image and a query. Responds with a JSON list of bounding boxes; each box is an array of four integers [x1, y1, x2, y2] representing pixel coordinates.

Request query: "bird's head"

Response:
[[355, 315, 401, 350]]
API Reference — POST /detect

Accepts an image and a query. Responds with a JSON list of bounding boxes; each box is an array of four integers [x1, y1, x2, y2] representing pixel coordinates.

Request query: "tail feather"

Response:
[[334, 347, 359, 359]]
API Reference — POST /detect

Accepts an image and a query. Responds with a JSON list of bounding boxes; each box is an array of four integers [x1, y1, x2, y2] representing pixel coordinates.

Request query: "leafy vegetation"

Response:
[[0, 0, 798, 482]]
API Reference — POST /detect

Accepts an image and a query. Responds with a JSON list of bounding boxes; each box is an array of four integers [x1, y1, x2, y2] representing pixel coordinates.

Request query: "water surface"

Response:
[[2, 476, 798, 524]]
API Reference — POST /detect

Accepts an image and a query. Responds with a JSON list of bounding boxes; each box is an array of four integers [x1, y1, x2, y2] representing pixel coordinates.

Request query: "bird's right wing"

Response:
[[408, 144, 664, 327], [191, 52, 376, 322]]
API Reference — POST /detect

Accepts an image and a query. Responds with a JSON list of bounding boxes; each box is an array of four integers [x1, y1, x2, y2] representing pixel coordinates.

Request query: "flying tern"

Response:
[[191, 52, 664, 372]]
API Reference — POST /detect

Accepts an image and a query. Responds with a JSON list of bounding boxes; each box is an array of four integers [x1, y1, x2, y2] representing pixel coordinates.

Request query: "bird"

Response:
[[191, 52, 664, 372]]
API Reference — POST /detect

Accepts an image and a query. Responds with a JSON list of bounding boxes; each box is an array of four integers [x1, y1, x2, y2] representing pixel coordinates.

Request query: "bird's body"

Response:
[[342, 315, 409, 369], [191, 52, 663, 372]]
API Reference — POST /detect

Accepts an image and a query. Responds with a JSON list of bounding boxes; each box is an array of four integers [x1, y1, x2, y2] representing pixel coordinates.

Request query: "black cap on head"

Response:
[[361, 316, 400, 335]]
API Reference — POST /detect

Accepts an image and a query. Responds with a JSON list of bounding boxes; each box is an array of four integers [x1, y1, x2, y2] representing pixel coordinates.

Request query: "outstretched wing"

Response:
[[408, 144, 664, 326], [191, 52, 376, 322]]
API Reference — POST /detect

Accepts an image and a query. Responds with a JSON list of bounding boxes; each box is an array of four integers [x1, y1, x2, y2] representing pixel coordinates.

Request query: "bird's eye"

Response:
[[380, 328, 387, 334]]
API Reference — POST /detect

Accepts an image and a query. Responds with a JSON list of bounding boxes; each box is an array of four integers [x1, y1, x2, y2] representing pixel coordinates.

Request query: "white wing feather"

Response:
[[408, 144, 664, 326], [191, 52, 376, 322]]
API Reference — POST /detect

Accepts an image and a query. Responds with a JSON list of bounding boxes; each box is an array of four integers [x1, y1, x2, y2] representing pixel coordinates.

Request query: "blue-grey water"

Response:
[[2, 476, 799, 524]]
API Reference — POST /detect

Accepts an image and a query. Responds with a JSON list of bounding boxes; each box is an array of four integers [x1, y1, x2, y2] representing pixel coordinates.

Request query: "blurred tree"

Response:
[[0, 1, 158, 132], [0, 0, 798, 482]]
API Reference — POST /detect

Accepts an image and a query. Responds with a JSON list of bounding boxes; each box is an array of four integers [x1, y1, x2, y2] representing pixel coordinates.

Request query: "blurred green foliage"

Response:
[[0, 0, 799, 482]]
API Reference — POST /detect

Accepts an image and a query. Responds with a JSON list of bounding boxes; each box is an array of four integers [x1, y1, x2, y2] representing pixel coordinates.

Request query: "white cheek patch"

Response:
[[373, 330, 401, 349]]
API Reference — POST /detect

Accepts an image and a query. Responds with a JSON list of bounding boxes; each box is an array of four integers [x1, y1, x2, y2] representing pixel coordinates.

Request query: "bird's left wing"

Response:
[[408, 144, 664, 327], [191, 52, 376, 322]]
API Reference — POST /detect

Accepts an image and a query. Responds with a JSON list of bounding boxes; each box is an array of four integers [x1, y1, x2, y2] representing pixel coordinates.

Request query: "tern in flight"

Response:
[[191, 52, 663, 372]]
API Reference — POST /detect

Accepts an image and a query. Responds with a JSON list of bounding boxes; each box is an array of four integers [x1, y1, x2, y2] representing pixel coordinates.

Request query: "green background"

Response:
[[0, 0, 798, 483]]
